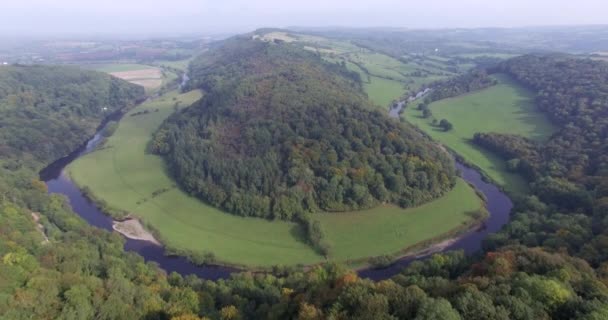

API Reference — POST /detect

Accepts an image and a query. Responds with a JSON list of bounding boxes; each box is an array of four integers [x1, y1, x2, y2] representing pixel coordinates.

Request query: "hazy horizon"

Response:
[[1, 0, 607, 37]]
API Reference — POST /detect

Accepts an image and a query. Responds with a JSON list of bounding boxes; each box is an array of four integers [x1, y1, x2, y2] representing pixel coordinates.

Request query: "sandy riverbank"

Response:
[[112, 218, 161, 245]]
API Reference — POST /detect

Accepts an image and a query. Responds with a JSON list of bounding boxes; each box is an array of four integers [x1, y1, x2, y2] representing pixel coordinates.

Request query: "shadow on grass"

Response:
[[289, 224, 310, 246]]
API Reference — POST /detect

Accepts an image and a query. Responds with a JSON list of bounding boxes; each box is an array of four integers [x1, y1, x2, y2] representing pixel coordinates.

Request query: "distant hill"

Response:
[[0, 65, 144, 165], [152, 36, 456, 220]]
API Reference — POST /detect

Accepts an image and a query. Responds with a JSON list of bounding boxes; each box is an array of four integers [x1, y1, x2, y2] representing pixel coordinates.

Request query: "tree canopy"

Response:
[[0, 65, 144, 165]]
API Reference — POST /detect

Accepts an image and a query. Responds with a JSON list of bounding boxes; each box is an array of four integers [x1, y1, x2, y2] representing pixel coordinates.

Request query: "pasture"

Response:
[[403, 74, 557, 192], [69, 89, 483, 267], [319, 178, 482, 263], [364, 76, 404, 108]]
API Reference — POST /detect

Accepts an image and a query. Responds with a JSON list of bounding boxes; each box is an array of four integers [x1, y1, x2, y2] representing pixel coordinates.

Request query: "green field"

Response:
[[69, 89, 483, 267], [403, 74, 557, 192], [319, 179, 482, 262], [364, 76, 404, 108]]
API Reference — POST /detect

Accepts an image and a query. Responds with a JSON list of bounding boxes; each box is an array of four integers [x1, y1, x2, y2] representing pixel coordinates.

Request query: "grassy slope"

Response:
[[69, 88, 483, 267], [403, 74, 557, 192]]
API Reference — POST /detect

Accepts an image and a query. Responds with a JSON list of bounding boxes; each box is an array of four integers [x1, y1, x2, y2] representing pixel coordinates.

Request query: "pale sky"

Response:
[[1, 0, 607, 36]]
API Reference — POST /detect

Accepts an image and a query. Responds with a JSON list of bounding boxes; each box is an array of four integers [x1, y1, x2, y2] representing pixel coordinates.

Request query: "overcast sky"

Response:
[[1, 0, 607, 36]]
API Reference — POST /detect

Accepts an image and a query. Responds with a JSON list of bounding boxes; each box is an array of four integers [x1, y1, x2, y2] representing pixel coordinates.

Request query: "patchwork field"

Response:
[[85, 63, 167, 92], [110, 68, 163, 89], [68, 89, 483, 267], [403, 74, 557, 192]]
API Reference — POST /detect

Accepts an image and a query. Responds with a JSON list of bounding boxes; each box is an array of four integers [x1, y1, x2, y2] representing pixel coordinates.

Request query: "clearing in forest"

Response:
[[403, 73, 557, 192]]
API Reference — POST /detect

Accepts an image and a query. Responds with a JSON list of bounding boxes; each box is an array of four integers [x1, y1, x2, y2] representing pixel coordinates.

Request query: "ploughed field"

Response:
[[82, 63, 175, 92], [68, 88, 483, 268], [403, 74, 557, 192]]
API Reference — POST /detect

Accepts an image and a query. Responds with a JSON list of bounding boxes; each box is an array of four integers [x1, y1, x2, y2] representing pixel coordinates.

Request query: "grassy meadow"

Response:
[[364, 76, 404, 108], [319, 178, 482, 263], [403, 74, 557, 192], [69, 89, 483, 267]]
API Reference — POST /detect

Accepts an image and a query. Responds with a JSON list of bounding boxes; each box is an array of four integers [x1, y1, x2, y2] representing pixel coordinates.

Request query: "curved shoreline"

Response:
[[65, 162, 487, 272]]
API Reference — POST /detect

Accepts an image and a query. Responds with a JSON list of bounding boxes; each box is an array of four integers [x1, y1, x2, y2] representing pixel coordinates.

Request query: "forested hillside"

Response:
[[469, 56, 608, 269], [0, 65, 144, 166], [152, 37, 456, 220], [0, 66, 200, 319]]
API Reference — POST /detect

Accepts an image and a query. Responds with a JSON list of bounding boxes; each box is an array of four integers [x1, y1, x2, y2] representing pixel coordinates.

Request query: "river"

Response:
[[40, 97, 512, 281]]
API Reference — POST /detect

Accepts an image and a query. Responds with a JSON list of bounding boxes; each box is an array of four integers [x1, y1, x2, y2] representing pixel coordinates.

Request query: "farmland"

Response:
[[403, 74, 557, 192], [84, 63, 173, 92]]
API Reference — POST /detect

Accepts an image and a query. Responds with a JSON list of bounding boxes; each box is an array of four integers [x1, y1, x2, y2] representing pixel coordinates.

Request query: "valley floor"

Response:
[[403, 74, 557, 193]]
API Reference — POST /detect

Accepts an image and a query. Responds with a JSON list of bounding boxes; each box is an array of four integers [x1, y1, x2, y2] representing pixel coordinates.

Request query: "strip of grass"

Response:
[[318, 178, 482, 262], [69, 89, 483, 267], [403, 74, 557, 193]]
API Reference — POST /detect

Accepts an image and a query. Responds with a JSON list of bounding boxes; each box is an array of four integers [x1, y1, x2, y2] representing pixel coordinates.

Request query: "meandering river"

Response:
[[40, 97, 512, 281]]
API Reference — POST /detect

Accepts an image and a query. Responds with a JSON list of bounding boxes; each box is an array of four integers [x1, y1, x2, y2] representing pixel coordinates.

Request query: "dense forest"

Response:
[[471, 55, 608, 282], [152, 38, 456, 221], [478, 56, 608, 209], [0, 65, 144, 166]]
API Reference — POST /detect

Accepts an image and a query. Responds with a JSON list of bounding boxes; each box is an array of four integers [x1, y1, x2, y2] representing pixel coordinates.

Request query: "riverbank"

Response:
[[113, 218, 161, 245]]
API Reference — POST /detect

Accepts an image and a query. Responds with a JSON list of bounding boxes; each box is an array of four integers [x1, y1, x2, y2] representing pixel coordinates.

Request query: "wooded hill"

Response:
[[152, 37, 456, 220], [0, 65, 144, 166]]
